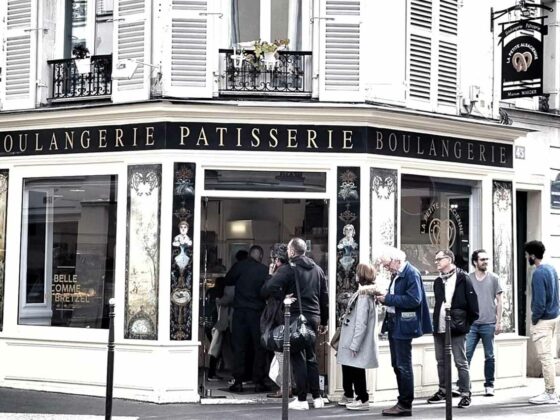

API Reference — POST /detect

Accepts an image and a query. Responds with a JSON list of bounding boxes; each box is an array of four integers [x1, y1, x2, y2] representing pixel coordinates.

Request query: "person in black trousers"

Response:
[[226, 245, 270, 393]]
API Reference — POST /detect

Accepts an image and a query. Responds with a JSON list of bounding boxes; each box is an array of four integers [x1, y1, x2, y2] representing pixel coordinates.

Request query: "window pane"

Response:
[[401, 174, 476, 276], [205, 170, 326, 192], [25, 190, 47, 304], [70, 0, 88, 52], [271, 0, 290, 41], [19, 175, 117, 328], [401, 175, 478, 313], [95, 19, 113, 54], [237, 0, 260, 43]]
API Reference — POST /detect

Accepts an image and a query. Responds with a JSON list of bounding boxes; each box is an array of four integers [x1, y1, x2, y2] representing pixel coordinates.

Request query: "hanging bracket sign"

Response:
[[499, 17, 548, 99]]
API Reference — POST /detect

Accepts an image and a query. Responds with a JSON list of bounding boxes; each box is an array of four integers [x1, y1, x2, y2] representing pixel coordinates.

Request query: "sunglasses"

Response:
[[434, 256, 450, 262], [478, 258, 489, 262]]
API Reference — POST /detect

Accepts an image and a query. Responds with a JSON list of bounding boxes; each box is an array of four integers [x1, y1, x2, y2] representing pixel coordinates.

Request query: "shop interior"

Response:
[[198, 197, 329, 400]]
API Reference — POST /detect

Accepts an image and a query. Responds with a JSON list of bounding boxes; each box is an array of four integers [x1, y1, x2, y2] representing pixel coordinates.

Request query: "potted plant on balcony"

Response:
[[72, 44, 91, 74], [253, 39, 289, 70]]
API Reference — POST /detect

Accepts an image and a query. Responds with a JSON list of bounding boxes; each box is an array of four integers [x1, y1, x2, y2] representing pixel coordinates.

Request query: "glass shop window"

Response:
[[19, 175, 117, 328], [205, 170, 326, 192], [400, 175, 481, 310]]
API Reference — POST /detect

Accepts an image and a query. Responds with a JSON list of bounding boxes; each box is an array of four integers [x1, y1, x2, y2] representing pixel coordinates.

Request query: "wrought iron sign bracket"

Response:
[[491, 1, 553, 32]]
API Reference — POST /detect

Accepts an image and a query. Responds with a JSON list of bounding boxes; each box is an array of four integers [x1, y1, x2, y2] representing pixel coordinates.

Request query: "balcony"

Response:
[[218, 49, 312, 98], [48, 55, 112, 102]]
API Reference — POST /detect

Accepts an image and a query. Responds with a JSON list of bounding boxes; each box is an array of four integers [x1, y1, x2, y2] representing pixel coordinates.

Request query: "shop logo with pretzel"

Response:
[[512, 51, 533, 72]]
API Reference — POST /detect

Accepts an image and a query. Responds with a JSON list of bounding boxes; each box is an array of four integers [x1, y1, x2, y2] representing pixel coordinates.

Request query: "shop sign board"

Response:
[[500, 19, 547, 99], [0, 122, 513, 168]]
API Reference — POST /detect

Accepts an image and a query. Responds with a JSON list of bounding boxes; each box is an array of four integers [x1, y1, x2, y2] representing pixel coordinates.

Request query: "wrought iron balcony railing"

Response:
[[48, 55, 112, 101], [218, 49, 312, 97]]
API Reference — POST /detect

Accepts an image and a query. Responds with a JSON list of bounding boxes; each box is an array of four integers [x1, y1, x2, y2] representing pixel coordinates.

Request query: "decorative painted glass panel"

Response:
[[125, 165, 161, 340], [170, 163, 196, 340], [0, 171, 8, 331], [335, 167, 360, 323], [493, 180, 514, 333]]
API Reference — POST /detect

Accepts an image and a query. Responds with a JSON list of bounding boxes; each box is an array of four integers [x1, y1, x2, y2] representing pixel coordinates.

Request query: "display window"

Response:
[[400, 174, 481, 310], [18, 175, 117, 328]]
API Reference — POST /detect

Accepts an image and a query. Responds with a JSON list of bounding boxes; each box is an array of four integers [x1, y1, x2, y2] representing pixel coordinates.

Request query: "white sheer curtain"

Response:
[[288, 0, 301, 50]]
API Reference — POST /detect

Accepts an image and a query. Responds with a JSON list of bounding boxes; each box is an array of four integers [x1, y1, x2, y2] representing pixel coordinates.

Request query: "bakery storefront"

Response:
[[0, 103, 528, 403]]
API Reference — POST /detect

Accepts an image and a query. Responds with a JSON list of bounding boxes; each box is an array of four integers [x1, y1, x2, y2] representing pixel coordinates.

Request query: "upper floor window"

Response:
[[229, 0, 304, 50], [65, 0, 114, 58]]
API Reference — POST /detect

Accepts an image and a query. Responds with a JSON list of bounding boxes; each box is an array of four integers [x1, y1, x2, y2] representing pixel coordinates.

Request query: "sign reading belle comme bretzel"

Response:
[[500, 19, 546, 99]]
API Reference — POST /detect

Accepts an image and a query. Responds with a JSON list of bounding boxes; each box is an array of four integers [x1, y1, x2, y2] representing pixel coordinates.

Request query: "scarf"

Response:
[[440, 267, 456, 282]]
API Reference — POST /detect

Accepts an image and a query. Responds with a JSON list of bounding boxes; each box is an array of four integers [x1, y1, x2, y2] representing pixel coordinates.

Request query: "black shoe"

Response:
[[254, 382, 272, 393], [381, 403, 412, 417], [427, 390, 446, 404], [458, 396, 471, 408], [229, 382, 243, 392], [452, 389, 461, 398]]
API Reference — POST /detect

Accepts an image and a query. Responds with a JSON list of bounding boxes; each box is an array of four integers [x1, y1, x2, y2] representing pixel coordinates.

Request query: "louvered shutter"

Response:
[[112, 0, 151, 103], [1, 0, 38, 110], [161, 0, 213, 99], [407, 0, 458, 114], [407, 0, 434, 111], [318, 0, 363, 102], [436, 0, 458, 113]]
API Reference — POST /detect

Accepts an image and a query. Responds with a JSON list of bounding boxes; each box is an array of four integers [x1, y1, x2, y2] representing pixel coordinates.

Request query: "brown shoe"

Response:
[[382, 403, 412, 417]]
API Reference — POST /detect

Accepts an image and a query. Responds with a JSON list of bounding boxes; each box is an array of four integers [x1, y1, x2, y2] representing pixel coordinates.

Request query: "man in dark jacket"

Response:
[[226, 245, 269, 392], [427, 249, 479, 409], [264, 237, 328, 410], [375, 246, 432, 417]]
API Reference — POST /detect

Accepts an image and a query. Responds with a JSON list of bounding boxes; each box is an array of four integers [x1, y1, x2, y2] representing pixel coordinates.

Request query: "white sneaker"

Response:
[[289, 399, 309, 410], [346, 400, 369, 411], [484, 386, 494, 396], [313, 397, 325, 408], [337, 395, 351, 406], [529, 392, 558, 405]]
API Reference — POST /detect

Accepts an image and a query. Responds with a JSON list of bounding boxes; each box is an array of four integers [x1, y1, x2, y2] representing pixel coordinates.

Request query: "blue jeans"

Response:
[[387, 316, 414, 409], [466, 323, 496, 388]]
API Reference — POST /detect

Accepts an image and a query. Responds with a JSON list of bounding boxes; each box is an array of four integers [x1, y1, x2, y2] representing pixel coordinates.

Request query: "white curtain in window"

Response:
[[288, 0, 301, 50]]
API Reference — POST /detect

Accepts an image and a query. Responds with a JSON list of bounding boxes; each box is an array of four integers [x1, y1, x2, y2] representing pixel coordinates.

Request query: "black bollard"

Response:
[[444, 307, 452, 420], [105, 299, 116, 420], [282, 297, 292, 420]]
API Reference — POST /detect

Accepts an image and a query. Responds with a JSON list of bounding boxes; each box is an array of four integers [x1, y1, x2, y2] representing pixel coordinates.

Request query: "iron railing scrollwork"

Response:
[[48, 55, 112, 101], [218, 49, 312, 97]]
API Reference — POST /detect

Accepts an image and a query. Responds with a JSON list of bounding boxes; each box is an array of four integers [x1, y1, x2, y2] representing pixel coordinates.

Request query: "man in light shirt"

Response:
[[427, 250, 478, 409], [466, 249, 502, 397]]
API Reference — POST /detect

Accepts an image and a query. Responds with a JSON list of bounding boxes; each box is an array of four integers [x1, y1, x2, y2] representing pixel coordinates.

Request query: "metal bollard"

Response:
[[105, 299, 116, 420], [282, 297, 292, 420], [444, 307, 452, 420]]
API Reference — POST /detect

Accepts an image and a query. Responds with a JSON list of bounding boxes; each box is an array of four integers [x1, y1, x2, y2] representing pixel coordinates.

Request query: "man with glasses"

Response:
[[373, 246, 432, 417], [465, 249, 502, 397], [427, 250, 478, 409]]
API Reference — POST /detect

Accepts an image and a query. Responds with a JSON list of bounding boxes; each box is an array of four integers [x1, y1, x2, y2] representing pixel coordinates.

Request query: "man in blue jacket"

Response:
[[375, 246, 432, 417], [524, 240, 560, 405]]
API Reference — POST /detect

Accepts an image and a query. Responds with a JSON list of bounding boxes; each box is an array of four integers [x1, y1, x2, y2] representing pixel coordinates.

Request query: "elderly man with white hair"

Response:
[[371, 246, 432, 417]]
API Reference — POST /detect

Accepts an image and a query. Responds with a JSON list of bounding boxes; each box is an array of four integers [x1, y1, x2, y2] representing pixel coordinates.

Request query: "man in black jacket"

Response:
[[264, 237, 328, 410], [427, 249, 479, 409], [226, 245, 269, 392]]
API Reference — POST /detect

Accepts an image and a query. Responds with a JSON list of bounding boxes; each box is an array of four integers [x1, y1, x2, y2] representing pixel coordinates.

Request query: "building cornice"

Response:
[[0, 100, 531, 143]]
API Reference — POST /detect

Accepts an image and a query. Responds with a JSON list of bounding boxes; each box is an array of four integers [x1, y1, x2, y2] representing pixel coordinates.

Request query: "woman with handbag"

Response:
[[336, 263, 379, 411]]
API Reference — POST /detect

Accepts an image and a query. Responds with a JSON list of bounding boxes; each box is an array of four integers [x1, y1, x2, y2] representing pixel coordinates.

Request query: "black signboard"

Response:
[[500, 19, 547, 99], [0, 122, 514, 168]]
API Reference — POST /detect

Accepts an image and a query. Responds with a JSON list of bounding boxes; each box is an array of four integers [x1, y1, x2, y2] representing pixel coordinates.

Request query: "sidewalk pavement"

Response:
[[0, 377, 559, 419]]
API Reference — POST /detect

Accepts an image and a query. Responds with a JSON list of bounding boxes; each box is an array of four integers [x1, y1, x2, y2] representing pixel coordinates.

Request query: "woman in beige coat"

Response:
[[336, 263, 379, 411]]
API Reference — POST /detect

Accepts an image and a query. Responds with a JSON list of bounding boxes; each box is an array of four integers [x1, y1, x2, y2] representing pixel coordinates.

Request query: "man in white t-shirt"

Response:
[[466, 249, 503, 397]]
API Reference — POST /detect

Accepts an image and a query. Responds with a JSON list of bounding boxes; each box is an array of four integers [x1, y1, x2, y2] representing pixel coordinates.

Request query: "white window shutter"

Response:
[[161, 0, 213, 99], [1, 0, 38, 110], [436, 0, 458, 114], [407, 0, 434, 111], [112, 0, 151, 103], [407, 0, 458, 114], [318, 0, 363, 102]]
